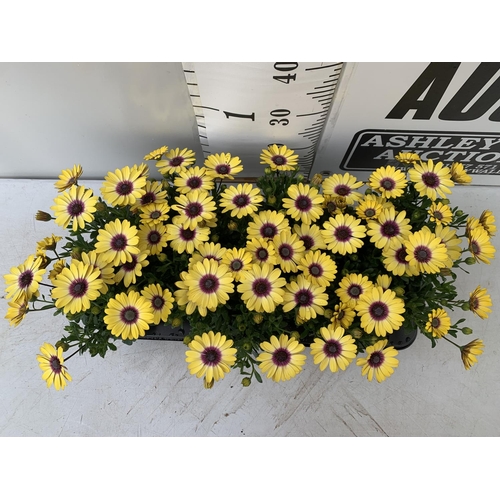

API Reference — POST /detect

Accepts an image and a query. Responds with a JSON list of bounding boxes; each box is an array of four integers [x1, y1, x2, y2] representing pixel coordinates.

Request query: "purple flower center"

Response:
[[335, 225, 352, 242], [148, 231, 160, 244], [296, 289, 313, 307], [364, 208, 376, 218], [309, 264, 323, 277], [141, 192, 156, 204], [272, 347, 291, 366], [470, 241, 480, 255], [171, 157, 183, 167], [49, 355, 62, 373], [200, 274, 219, 294], [422, 172, 440, 188], [122, 256, 137, 272], [261, 224, 277, 238], [395, 246, 408, 264], [432, 317, 441, 328], [152, 296, 165, 310], [381, 178, 396, 190], [201, 347, 222, 366], [67, 200, 85, 217], [323, 339, 342, 358], [69, 278, 88, 298], [233, 194, 250, 208], [300, 235, 314, 250], [272, 155, 286, 166], [348, 285, 361, 298], [121, 306, 139, 325], [180, 228, 195, 241], [187, 177, 202, 188], [381, 221, 400, 237], [116, 181, 133, 196], [216, 164, 230, 175], [369, 301, 389, 320], [231, 259, 243, 271], [295, 196, 312, 211], [433, 210, 443, 220], [279, 244, 293, 260], [335, 185, 351, 196], [368, 351, 385, 368], [253, 278, 271, 297], [414, 245, 431, 263], [186, 202, 202, 218], [150, 210, 161, 220], [111, 234, 128, 251], [18, 270, 34, 288], [256, 248, 269, 261]]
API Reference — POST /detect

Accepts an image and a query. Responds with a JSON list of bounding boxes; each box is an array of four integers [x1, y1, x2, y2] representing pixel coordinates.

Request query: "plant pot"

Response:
[[387, 326, 418, 351], [141, 322, 191, 341]]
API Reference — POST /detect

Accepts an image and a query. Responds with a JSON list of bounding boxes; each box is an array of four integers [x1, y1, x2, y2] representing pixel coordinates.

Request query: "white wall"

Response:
[[0, 62, 204, 179]]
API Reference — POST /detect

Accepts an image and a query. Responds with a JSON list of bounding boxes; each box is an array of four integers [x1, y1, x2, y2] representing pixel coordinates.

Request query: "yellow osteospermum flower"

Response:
[[5, 299, 29, 327], [204, 152, 243, 179], [54, 164, 83, 192], [428, 201, 453, 226], [297, 250, 337, 288], [4, 254, 46, 301], [282, 183, 324, 224], [395, 152, 420, 164], [219, 183, 264, 218], [141, 283, 175, 325], [171, 190, 217, 230], [260, 144, 299, 172], [51, 184, 98, 231], [104, 290, 154, 340], [221, 247, 253, 282], [321, 213, 366, 255], [408, 159, 454, 200], [156, 147, 196, 175], [143, 145, 168, 161], [479, 209, 496, 237], [404, 227, 448, 274], [468, 226, 496, 264], [36, 234, 62, 253], [282, 274, 328, 321], [450, 162, 472, 184], [51, 260, 103, 314], [310, 326, 357, 372], [425, 308, 451, 338], [355, 286, 405, 337], [94, 218, 140, 266], [273, 229, 306, 273], [37, 343, 72, 390], [185, 331, 237, 386], [174, 166, 215, 194], [469, 285, 492, 319], [322, 173, 364, 205], [256, 334, 307, 382], [356, 339, 399, 382], [368, 165, 408, 199], [460, 339, 484, 370], [101, 165, 147, 207]]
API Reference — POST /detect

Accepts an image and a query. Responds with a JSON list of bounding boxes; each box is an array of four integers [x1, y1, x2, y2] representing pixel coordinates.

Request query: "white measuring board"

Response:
[[182, 62, 343, 180]]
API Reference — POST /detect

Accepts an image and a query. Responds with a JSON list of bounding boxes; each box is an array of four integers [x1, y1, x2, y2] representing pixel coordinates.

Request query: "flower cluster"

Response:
[[3, 146, 495, 390]]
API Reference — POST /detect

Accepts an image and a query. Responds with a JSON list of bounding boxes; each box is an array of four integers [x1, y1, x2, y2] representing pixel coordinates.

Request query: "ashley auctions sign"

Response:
[[313, 62, 500, 185]]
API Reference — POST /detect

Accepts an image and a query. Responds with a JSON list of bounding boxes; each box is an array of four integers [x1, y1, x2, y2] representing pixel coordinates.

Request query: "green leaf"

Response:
[[254, 370, 263, 383]]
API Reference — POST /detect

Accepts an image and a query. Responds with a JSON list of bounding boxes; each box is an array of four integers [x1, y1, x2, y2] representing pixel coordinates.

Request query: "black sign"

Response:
[[340, 130, 500, 175]]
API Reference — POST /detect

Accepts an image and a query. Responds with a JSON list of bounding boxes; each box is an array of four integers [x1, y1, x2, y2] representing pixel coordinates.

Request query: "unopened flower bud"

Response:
[[228, 221, 238, 231], [243, 342, 252, 351], [462, 327, 473, 335], [90, 305, 101, 315], [95, 202, 107, 212], [183, 335, 192, 345], [455, 210, 464, 217], [365, 188, 373, 195], [267, 195, 277, 205], [350, 327, 364, 339], [290, 331, 301, 341], [440, 267, 453, 276], [264, 167, 272, 175], [296, 175, 304, 182], [461, 302, 471, 311], [157, 253, 168, 262], [35, 210, 52, 221], [465, 257, 476, 265], [324, 308, 333, 319], [71, 248, 82, 260], [253, 313, 263, 324], [440, 198, 450, 205], [241, 377, 251, 387], [295, 314, 306, 326], [55, 341, 69, 352], [310, 173, 324, 186], [393, 286, 405, 297], [171, 317, 183, 327], [204, 377, 214, 389], [211, 234, 219, 243]]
